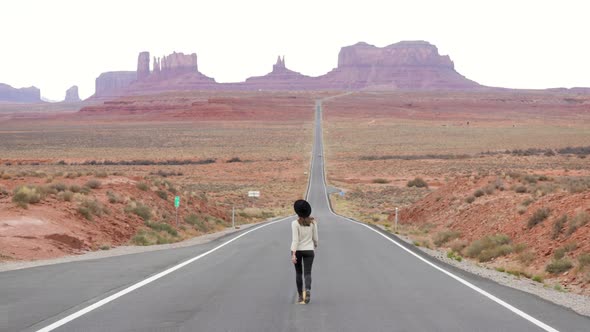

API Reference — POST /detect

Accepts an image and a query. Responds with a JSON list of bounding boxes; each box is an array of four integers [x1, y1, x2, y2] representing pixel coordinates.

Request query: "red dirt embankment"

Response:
[[399, 174, 590, 291], [0, 174, 228, 261]]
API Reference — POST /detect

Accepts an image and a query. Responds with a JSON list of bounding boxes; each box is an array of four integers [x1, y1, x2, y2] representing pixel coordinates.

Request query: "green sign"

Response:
[[174, 196, 180, 208]]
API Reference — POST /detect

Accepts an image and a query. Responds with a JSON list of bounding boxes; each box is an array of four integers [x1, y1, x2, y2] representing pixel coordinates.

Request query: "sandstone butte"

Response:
[[0, 83, 41, 103], [93, 40, 481, 98], [64, 85, 81, 102]]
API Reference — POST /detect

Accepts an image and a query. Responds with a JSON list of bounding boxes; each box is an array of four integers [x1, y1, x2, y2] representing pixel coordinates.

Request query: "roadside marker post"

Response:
[[395, 207, 399, 231], [232, 206, 235, 229], [174, 196, 180, 226]]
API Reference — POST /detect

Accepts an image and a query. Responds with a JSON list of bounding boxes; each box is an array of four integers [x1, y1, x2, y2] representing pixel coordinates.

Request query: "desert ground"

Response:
[[323, 91, 590, 294], [0, 91, 326, 261]]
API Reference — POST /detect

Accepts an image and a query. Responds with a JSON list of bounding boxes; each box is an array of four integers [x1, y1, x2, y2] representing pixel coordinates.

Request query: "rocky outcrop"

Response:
[[0, 83, 41, 102], [92, 41, 481, 97], [64, 85, 81, 102], [94, 71, 136, 97], [245, 56, 314, 90], [319, 41, 479, 89], [137, 52, 150, 81]]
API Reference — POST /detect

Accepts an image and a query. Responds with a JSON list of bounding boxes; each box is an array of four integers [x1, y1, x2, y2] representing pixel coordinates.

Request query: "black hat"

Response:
[[294, 199, 312, 218]]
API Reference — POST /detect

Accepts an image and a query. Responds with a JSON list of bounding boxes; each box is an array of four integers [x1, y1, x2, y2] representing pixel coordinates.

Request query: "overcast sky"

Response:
[[1, 0, 589, 100]]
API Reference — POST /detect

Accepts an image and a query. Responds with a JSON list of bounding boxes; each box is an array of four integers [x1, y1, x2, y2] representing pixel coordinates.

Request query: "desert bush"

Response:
[[532, 275, 544, 283], [50, 183, 67, 192], [227, 157, 242, 163], [474, 189, 485, 197], [106, 191, 122, 204], [465, 234, 512, 262], [77, 199, 105, 221], [563, 242, 578, 252], [407, 177, 428, 188], [465, 195, 475, 204], [433, 230, 461, 247], [0, 186, 8, 197], [554, 248, 567, 260], [551, 215, 567, 239], [566, 211, 589, 235], [372, 178, 391, 184], [527, 208, 550, 229], [518, 251, 535, 266], [125, 202, 152, 221], [521, 198, 534, 206], [12, 186, 43, 208], [546, 259, 573, 274], [136, 182, 149, 191], [514, 186, 528, 194], [95, 171, 108, 178], [514, 243, 527, 253], [85, 179, 101, 189], [185, 213, 208, 232], [131, 230, 150, 246], [449, 239, 468, 253], [578, 253, 590, 269], [524, 175, 538, 184], [446, 251, 462, 262], [484, 186, 495, 195], [517, 205, 527, 215], [69, 184, 81, 193], [156, 190, 168, 200], [145, 221, 178, 237], [58, 190, 74, 202]]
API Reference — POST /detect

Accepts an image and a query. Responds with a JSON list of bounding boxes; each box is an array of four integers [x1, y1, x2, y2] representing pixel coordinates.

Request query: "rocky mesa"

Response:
[[0, 83, 41, 103], [92, 40, 480, 97]]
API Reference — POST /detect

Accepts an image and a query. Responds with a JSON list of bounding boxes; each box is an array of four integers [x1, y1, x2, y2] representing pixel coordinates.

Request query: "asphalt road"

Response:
[[1, 101, 589, 331]]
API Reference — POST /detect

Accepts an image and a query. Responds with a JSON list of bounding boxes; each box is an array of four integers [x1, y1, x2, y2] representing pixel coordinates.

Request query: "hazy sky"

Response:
[[1, 0, 589, 100]]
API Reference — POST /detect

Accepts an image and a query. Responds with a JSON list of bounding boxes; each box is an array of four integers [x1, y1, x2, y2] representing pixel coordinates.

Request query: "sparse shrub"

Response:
[[85, 179, 101, 189], [413, 241, 421, 247], [515, 186, 528, 193], [546, 259, 573, 274], [551, 215, 567, 239], [474, 189, 485, 197], [517, 205, 527, 215], [69, 184, 81, 193], [95, 171, 108, 178], [145, 221, 178, 237], [156, 190, 168, 200], [465, 195, 475, 204], [100, 244, 111, 250], [185, 213, 208, 232], [227, 157, 242, 163], [465, 234, 512, 262], [495, 267, 506, 272], [527, 208, 550, 228], [518, 251, 535, 266], [524, 175, 538, 184], [12, 186, 43, 208], [125, 202, 152, 221], [77, 199, 104, 221], [107, 191, 122, 204], [566, 211, 589, 235], [522, 198, 534, 206], [554, 248, 566, 260], [532, 275, 544, 283], [578, 253, 590, 269], [372, 178, 391, 184], [514, 243, 527, 253], [50, 183, 67, 192], [0, 186, 8, 197], [407, 177, 428, 188], [484, 186, 495, 195], [563, 242, 578, 252], [433, 230, 461, 247], [449, 239, 468, 253], [136, 182, 149, 191], [58, 190, 74, 202], [132, 231, 150, 246], [80, 186, 91, 195], [446, 250, 463, 262]]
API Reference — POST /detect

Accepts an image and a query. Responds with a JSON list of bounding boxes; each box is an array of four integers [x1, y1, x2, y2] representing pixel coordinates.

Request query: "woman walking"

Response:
[[291, 199, 318, 304]]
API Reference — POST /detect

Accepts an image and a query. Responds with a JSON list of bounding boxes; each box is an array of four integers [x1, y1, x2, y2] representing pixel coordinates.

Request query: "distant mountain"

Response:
[[0, 83, 41, 102], [92, 40, 483, 97]]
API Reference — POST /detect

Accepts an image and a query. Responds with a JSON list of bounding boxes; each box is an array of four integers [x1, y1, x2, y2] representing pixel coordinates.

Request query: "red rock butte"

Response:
[[93, 40, 481, 98]]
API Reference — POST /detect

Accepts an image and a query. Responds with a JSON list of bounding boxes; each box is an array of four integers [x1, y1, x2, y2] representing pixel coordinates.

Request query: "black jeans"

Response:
[[294, 250, 315, 294]]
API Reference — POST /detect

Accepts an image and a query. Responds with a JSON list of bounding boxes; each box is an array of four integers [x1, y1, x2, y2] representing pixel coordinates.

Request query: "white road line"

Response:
[[315, 101, 559, 332], [35, 216, 292, 332]]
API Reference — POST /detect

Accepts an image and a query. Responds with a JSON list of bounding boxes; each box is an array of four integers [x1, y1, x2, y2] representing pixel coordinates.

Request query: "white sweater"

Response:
[[291, 219, 318, 252]]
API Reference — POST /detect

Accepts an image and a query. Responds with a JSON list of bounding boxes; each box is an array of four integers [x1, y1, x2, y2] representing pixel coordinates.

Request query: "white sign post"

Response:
[[395, 207, 399, 231], [248, 191, 260, 198]]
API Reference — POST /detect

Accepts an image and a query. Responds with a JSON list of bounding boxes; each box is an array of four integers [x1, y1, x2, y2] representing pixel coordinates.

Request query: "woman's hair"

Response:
[[298, 216, 314, 227]]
